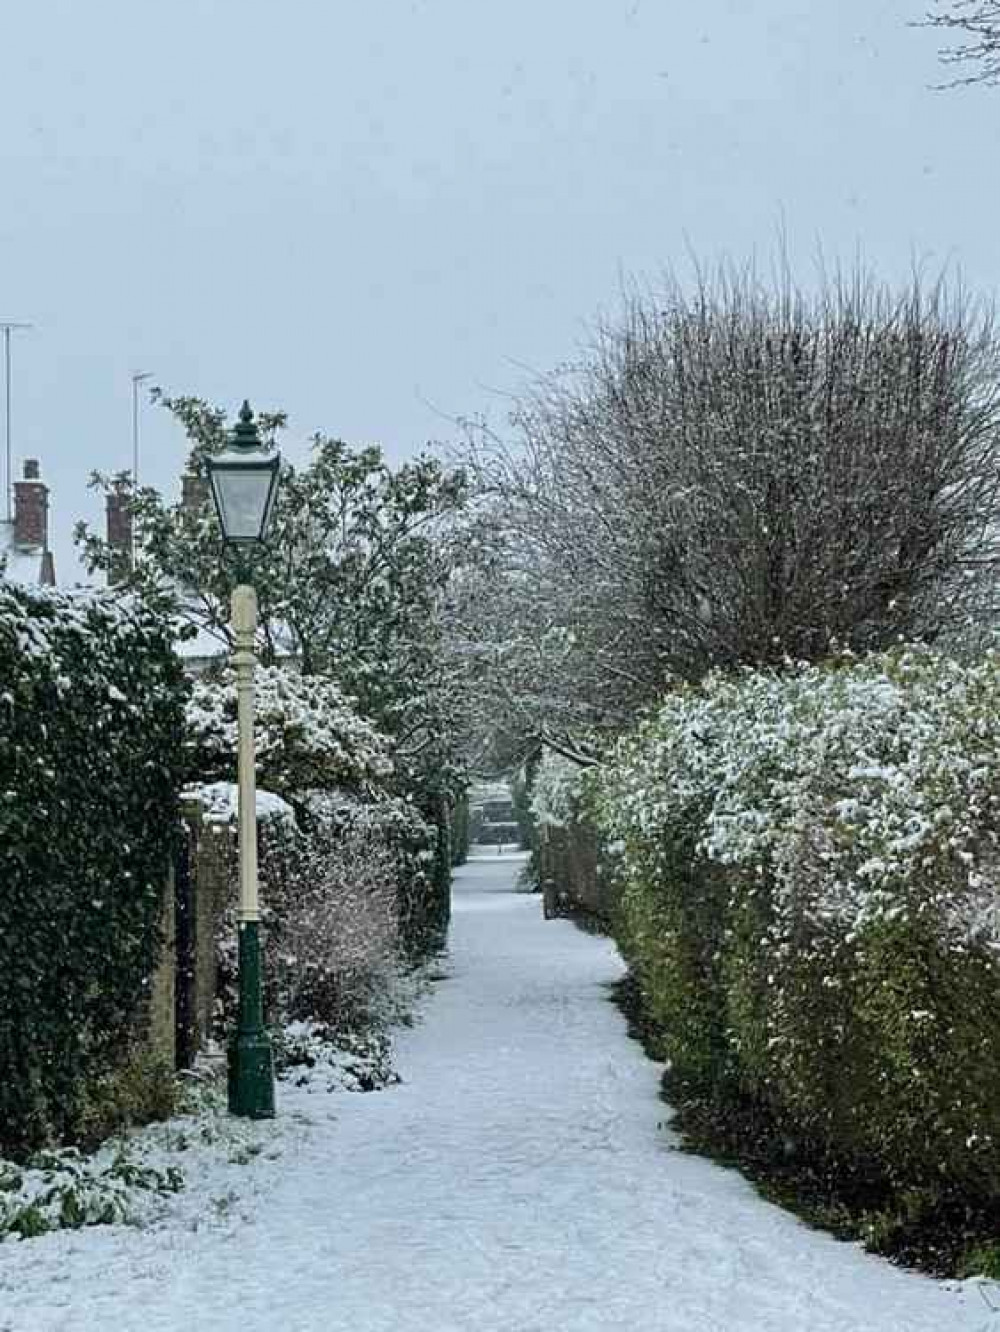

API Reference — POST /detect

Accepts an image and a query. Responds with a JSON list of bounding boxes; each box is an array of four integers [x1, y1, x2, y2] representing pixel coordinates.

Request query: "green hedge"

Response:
[[0, 586, 186, 1158], [593, 649, 1000, 1207]]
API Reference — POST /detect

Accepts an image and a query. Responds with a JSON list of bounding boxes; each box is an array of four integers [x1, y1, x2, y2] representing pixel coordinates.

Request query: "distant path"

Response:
[[0, 853, 987, 1331]]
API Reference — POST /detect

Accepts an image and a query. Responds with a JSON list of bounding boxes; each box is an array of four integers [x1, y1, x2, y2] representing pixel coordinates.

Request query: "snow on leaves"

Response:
[[185, 665, 394, 800], [597, 648, 1000, 947]]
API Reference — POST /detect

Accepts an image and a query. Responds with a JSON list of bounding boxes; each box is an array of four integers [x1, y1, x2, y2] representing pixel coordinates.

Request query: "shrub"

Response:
[[74, 1049, 179, 1152], [0, 1148, 183, 1240], [0, 585, 187, 1159], [594, 648, 1000, 1201], [186, 666, 447, 954], [260, 796, 402, 1031], [199, 785, 429, 1036], [450, 792, 470, 866], [186, 665, 393, 800]]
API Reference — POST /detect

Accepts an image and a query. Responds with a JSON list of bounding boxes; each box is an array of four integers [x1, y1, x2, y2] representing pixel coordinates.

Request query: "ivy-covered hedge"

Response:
[[0, 586, 187, 1159], [592, 649, 1000, 1226]]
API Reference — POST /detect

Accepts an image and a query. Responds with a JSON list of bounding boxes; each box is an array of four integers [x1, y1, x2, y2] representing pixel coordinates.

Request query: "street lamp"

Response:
[[205, 400, 281, 1119]]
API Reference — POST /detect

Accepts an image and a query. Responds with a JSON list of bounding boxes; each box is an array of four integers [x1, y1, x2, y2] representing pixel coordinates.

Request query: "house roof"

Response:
[[0, 521, 55, 586]]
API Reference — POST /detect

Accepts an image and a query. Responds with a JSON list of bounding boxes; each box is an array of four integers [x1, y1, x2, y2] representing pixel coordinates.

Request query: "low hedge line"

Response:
[[592, 649, 1000, 1251], [0, 586, 186, 1159]]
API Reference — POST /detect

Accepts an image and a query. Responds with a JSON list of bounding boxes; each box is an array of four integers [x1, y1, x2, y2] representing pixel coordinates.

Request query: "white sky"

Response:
[[0, 0, 992, 577]]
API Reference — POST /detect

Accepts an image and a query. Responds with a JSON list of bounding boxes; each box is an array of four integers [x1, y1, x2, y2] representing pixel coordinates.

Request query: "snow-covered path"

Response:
[[1, 853, 991, 1331]]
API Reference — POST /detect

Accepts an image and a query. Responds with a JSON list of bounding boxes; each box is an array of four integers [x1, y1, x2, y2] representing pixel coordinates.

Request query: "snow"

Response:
[[468, 780, 512, 808], [530, 750, 586, 828], [175, 622, 228, 663], [0, 853, 987, 1331], [181, 781, 294, 826], [0, 522, 48, 586], [0, 547, 47, 585]]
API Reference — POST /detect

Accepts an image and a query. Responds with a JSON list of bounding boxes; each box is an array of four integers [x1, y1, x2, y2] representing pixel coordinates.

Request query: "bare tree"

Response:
[[458, 265, 1000, 746], [921, 2, 1000, 85]]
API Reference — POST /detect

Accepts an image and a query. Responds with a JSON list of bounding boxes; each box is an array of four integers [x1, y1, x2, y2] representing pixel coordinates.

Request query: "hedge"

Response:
[[592, 648, 1000, 1208], [0, 586, 187, 1158]]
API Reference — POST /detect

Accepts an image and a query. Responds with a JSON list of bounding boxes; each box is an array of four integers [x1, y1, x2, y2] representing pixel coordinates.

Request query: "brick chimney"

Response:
[[106, 490, 133, 586], [181, 473, 209, 513], [13, 459, 48, 549]]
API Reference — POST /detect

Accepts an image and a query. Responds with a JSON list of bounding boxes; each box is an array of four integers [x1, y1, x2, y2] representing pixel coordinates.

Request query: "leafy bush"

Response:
[[259, 795, 402, 1031], [0, 1148, 184, 1240], [0, 586, 187, 1159], [198, 785, 433, 1035], [186, 665, 393, 800], [274, 1021, 400, 1094], [74, 1049, 179, 1152], [594, 648, 1000, 1203], [530, 751, 587, 831], [186, 665, 448, 953], [450, 792, 470, 866], [303, 790, 439, 957]]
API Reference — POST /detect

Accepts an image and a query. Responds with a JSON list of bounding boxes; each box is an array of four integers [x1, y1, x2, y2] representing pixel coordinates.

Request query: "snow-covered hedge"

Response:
[[594, 648, 1000, 1200], [185, 665, 393, 800], [0, 586, 187, 1159]]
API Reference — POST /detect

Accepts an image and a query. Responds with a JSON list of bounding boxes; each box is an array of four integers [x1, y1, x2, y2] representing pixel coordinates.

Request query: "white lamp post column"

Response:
[[233, 582, 260, 925]]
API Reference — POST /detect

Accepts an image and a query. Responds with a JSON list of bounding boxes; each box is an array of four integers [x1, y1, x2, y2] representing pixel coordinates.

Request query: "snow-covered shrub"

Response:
[[0, 585, 187, 1160], [530, 752, 586, 830], [274, 1021, 400, 1094], [185, 665, 393, 801], [196, 785, 428, 1034], [303, 789, 439, 954], [528, 751, 615, 917], [260, 796, 401, 1031], [0, 1148, 184, 1240], [187, 660, 447, 950], [595, 649, 1000, 1198]]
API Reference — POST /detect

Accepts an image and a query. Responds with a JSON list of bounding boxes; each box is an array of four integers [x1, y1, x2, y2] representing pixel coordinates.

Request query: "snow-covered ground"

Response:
[[0, 852, 993, 1331]]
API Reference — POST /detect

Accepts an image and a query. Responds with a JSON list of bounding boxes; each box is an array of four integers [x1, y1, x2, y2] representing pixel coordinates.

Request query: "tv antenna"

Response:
[[1, 322, 33, 524]]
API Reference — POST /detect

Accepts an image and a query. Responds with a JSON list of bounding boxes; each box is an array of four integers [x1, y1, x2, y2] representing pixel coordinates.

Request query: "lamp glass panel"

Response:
[[212, 468, 274, 541]]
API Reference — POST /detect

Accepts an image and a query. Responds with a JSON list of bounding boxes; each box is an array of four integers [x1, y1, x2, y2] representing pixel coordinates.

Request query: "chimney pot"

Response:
[[23, 459, 39, 480]]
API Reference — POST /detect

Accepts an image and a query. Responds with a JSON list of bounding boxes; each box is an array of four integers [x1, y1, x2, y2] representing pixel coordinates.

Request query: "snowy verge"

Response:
[[0, 1016, 407, 1246]]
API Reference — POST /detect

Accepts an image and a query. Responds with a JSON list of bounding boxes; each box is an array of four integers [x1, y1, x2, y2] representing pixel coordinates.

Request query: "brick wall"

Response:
[[145, 802, 234, 1070], [146, 872, 177, 1068]]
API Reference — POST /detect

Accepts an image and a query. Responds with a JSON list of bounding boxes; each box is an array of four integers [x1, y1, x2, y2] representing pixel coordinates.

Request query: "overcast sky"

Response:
[[0, 0, 994, 576]]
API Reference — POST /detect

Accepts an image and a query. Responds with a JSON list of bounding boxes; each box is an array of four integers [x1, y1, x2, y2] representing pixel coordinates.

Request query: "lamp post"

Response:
[[205, 401, 282, 1119]]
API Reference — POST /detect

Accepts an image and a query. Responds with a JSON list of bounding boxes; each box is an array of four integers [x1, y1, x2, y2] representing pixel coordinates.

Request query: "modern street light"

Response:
[[205, 400, 282, 1119]]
